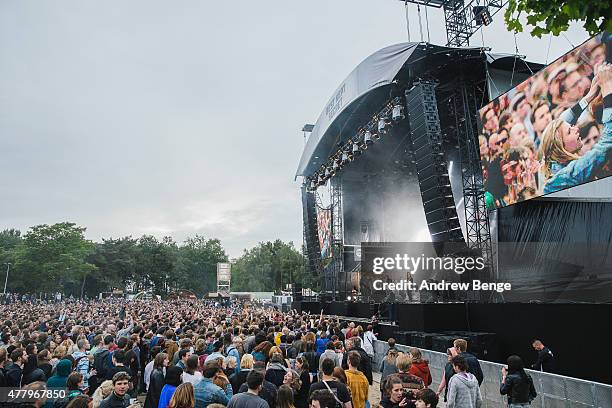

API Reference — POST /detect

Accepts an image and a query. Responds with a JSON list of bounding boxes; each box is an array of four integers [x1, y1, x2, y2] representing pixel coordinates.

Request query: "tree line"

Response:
[[0, 222, 306, 297]]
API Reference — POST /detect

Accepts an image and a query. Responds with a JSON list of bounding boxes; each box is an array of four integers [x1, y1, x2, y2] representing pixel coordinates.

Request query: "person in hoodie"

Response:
[[319, 342, 340, 374], [46, 359, 73, 408], [453, 339, 483, 386], [265, 353, 287, 387], [408, 348, 431, 387], [446, 355, 482, 408]]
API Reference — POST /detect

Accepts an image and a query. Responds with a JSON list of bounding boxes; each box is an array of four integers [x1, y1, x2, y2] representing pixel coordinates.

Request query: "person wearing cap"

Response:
[[541, 64, 612, 195]]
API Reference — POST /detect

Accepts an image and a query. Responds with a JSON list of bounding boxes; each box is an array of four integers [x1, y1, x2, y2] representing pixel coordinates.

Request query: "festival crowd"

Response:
[[0, 297, 544, 408], [480, 35, 611, 206]]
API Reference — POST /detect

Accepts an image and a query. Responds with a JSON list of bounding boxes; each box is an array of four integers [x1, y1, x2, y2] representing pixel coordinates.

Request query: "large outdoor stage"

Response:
[[297, 300, 612, 385], [294, 39, 612, 385]]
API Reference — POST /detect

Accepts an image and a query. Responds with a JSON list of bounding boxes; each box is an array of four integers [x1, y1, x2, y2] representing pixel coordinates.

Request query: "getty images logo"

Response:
[[372, 253, 486, 275]]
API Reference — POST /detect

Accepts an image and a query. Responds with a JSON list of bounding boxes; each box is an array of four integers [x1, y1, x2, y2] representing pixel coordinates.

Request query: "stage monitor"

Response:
[[316, 207, 332, 259], [479, 32, 611, 208]]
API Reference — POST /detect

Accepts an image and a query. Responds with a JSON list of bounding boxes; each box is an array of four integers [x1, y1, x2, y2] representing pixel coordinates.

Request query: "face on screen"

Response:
[[479, 33, 611, 207]]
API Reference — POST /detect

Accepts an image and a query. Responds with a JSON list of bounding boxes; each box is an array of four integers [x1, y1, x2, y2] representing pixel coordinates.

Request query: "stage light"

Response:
[[309, 180, 316, 190], [352, 142, 361, 156], [473, 6, 492, 26], [364, 130, 373, 145], [346, 296, 352, 301], [377, 117, 388, 134], [392, 103, 405, 121], [372, 131, 380, 141], [324, 168, 330, 177], [332, 161, 339, 170], [341, 152, 350, 162]]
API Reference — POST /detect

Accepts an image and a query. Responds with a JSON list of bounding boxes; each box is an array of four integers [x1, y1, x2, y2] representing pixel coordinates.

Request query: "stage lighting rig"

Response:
[[378, 117, 389, 134], [352, 142, 361, 157], [392, 98, 405, 121], [364, 130, 374, 145], [473, 6, 492, 26]]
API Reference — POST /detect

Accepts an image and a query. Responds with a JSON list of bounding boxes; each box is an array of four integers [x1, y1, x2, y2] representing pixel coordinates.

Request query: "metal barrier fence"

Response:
[[372, 340, 612, 408]]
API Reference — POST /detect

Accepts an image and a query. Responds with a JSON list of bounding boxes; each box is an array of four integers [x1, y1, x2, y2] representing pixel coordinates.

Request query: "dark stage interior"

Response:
[[297, 300, 612, 385]]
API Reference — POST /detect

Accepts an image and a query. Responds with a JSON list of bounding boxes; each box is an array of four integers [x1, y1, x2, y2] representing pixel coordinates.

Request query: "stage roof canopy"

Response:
[[295, 42, 542, 179]]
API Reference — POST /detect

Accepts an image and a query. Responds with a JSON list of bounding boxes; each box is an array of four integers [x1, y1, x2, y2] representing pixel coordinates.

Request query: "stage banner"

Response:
[[479, 32, 611, 208], [217, 263, 231, 285], [317, 207, 332, 259]]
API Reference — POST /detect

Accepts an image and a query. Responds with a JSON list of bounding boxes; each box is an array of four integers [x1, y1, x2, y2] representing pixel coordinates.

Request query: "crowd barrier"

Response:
[[372, 340, 612, 408]]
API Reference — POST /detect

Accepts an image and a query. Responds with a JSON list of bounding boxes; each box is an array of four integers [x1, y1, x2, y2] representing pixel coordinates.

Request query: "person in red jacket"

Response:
[[408, 348, 432, 387]]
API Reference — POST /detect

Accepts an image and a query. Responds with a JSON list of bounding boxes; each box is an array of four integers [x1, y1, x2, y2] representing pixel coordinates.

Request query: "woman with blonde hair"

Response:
[[92, 380, 114, 408], [540, 64, 611, 194], [230, 354, 253, 393], [51, 345, 67, 367], [168, 382, 195, 408]]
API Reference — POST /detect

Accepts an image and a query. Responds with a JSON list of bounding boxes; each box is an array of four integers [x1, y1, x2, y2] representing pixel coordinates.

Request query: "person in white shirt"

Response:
[[362, 325, 377, 358]]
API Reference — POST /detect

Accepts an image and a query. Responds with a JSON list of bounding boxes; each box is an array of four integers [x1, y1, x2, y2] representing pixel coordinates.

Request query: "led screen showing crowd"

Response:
[[479, 33, 611, 207]]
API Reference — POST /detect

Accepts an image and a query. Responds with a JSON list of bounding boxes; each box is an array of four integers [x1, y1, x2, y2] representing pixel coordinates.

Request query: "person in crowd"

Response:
[[341, 338, 372, 386], [58, 372, 87, 407], [408, 348, 431, 387], [38, 349, 54, 379], [395, 353, 424, 400], [362, 326, 377, 359], [253, 342, 273, 364], [277, 384, 296, 408], [308, 390, 337, 408], [65, 395, 91, 408], [281, 369, 305, 408], [226, 337, 243, 372], [194, 363, 233, 408], [99, 372, 132, 408], [145, 347, 164, 391], [159, 366, 183, 408], [47, 358, 73, 389], [320, 342, 340, 373], [530, 340, 556, 373], [0, 347, 8, 386], [344, 351, 368, 408], [239, 363, 278, 408], [446, 356, 482, 408], [227, 370, 269, 408], [172, 339, 193, 366], [380, 374, 406, 408], [436, 347, 458, 404], [72, 338, 96, 392], [168, 382, 196, 408], [379, 349, 398, 392], [316, 332, 330, 355], [310, 358, 352, 408], [541, 66, 611, 193], [266, 353, 288, 387], [23, 381, 51, 408], [182, 354, 202, 386], [501, 355, 537, 407], [92, 380, 114, 408], [579, 121, 602, 155], [6, 348, 26, 386], [452, 339, 483, 386], [146, 353, 169, 408], [295, 356, 311, 407], [414, 389, 439, 408], [176, 349, 191, 371], [231, 354, 254, 394], [23, 351, 47, 385]]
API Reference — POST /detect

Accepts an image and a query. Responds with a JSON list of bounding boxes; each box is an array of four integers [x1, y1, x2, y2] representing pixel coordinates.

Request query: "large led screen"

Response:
[[479, 33, 611, 207], [316, 207, 332, 259]]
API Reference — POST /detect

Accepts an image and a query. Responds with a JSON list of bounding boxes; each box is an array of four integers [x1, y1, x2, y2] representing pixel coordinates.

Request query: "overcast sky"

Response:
[[0, 1, 590, 258]]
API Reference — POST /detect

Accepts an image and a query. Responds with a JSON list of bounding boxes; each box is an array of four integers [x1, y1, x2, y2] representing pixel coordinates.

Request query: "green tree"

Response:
[[88, 237, 140, 295], [175, 235, 229, 297], [133, 235, 177, 295], [231, 240, 304, 292], [12, 223, 97, 296], [504, 0, 611, 37]]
